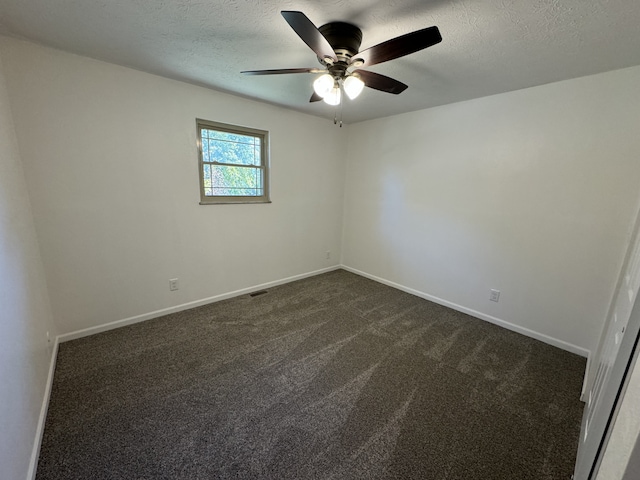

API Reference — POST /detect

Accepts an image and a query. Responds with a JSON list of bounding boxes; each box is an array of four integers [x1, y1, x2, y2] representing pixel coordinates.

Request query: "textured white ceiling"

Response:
[[1, 0, 639, 124]]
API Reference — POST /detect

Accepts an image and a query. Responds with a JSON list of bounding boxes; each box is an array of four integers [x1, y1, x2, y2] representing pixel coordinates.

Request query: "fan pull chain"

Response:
[[333, 92, 344, 127]]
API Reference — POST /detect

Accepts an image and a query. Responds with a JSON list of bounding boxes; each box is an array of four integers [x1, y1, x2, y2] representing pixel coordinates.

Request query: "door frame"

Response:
[[581, 288, 640, 478], [574, 202, 640, 479]]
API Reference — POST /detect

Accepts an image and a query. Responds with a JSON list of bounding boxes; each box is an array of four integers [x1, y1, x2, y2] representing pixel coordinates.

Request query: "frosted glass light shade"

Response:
[[343, 75, 365, 100], [323, 86, 341, 106], [313, 74, 334, 98]]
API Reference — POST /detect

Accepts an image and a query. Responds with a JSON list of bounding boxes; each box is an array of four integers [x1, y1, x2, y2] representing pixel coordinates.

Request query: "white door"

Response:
[[574, 213, 640, 479]]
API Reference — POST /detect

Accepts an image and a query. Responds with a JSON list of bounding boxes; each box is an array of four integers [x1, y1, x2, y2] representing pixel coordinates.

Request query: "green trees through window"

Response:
[[197, 119, 270, 204]]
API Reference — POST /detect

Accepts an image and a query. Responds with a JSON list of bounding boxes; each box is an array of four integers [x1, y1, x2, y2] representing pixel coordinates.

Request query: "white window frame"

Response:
[[196, 119, 270, 204]]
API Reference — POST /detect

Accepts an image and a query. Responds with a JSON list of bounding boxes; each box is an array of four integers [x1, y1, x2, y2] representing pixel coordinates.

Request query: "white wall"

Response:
[[3, 34, 639, 354], [2, 32, 640, 480], [0, 36, 347, 335], [342, 65, 640, 355], [0, 49, 57, 480]]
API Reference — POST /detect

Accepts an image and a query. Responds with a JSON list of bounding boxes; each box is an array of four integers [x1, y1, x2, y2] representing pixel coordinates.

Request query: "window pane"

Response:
[[207, 165, 263, 197], [202, 137, 210, 162], [202, 164, 212, 189], [204, 130, 254, 144], [209, 138, 260, 166]]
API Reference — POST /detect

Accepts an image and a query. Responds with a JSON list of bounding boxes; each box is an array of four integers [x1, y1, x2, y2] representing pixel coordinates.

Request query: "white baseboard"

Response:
[[27, 337, 59, 480], [341, 265, 591, 358], [58, 265, 342, 343]]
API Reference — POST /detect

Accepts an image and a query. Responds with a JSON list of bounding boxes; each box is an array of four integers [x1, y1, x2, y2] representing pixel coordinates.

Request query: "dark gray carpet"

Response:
[[36, 269, 585, 479]]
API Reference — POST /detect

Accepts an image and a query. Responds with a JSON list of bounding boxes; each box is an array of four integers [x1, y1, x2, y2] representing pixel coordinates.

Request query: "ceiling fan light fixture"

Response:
[[323, 86, 341, 106], [343, 75, 365, 100], [313, 73, 334, 98]]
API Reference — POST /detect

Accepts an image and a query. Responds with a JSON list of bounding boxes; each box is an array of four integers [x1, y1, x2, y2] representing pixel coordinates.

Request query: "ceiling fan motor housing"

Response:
[[318, 22, 363, 61]]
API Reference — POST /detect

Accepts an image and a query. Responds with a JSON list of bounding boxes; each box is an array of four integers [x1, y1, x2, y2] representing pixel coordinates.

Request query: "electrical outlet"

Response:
[[326, 251, 331, 260], [169, 278, 179, 291], [490, 289, 500, 302]]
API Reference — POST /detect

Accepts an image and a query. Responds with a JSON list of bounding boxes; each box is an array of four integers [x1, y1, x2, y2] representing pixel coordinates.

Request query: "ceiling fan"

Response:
[[242, 11, 442, 114]]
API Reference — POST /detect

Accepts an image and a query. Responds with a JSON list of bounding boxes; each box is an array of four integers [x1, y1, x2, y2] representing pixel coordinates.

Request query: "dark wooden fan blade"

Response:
[[281, 11, 336, 61], [355, 26, 442, 67], [310, 92, 323, 102], [241, 68, 319, 75], [354, 69, 408, 94]]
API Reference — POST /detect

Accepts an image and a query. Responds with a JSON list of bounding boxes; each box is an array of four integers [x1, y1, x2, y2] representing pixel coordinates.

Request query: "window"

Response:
[[196, 119, 270, 204]]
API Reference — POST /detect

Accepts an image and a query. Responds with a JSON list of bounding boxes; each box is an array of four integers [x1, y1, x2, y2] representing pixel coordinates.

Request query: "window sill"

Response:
[[199, 199, 272, 205]]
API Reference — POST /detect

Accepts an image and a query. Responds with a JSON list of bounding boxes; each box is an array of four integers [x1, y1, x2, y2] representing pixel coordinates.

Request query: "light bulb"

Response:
[[313, 74, 334, 98], [323, 86, 341, 106], [343, 75, 365, 100]]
